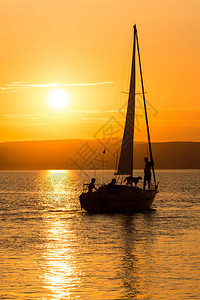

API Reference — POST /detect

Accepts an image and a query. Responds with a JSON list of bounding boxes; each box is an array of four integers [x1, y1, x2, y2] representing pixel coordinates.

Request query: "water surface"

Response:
[[0, 170, 200, 299]]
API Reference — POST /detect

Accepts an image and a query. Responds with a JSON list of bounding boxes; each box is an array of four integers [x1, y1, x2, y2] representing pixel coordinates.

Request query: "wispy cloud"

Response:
[[0, 112, 111, 126], [0, 81, 114, 93], [0, 108, 199, 128]]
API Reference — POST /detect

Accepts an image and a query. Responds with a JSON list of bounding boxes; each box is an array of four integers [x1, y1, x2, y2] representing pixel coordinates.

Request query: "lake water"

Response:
[[0, 170, 200, 300]]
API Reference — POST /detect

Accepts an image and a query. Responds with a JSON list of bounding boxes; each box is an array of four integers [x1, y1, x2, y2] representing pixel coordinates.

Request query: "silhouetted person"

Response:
[[107, 178, 117, 193], [88, 178, 97, 193], [143, 157, 153, 190]]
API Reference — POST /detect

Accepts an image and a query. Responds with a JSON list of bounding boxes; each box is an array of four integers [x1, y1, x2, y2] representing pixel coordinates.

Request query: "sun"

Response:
[[48, 89, 69, 110]]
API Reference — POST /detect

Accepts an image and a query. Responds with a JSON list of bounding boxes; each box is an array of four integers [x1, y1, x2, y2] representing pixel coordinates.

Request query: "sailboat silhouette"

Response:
[[80, 25, 158, 213]]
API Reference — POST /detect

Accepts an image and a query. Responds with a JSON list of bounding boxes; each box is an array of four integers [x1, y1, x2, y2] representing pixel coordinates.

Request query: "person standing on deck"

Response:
[[143, 157, 153, 190], [88, 178, 97, 193]]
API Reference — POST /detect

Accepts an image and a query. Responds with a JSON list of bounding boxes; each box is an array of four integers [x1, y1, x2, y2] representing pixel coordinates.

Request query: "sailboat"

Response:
[[79, 25, 158, 213]]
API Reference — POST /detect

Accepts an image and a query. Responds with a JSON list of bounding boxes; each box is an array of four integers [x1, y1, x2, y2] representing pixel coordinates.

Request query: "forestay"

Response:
[[116, 26, 136, 175]]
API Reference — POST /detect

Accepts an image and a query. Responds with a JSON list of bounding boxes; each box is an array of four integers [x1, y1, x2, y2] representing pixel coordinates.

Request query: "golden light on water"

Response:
[[1, 170, 200, 299], [48, 170, 68, 173], [41, 170, 79, 211], [42, 220, 82, 299]]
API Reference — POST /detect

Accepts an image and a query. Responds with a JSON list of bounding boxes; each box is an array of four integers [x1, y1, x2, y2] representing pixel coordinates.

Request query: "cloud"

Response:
[[0, 108, 199, 129], [0, 81, 114, 93]]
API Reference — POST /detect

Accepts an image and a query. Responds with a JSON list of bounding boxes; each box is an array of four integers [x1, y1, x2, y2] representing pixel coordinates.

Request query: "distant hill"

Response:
[[0, 139, 199, 170]]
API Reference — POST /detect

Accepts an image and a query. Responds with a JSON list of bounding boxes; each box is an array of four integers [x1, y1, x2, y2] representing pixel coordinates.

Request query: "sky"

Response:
[[0, 0, 199, 143]]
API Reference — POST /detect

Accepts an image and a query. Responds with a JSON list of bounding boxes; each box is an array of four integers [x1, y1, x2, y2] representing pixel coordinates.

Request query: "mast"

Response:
[[135, 29, 157, 186], [130, 25, 137, 181]]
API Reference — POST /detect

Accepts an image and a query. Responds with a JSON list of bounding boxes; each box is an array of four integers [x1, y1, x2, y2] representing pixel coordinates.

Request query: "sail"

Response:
[[116, 26, 136, 175]]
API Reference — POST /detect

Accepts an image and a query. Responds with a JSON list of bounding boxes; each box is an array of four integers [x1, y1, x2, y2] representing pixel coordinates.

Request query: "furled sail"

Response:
[[116, 26, 136, 175]]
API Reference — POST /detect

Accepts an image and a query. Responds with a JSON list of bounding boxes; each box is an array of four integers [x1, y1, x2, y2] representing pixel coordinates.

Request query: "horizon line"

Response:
[[0, 138, 199, 144]]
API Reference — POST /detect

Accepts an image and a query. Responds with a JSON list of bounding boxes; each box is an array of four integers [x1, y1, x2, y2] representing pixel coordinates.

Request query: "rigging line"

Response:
[[115, 30, 134, 177], [98, 32, 133, 178], [135, 26, 157, 186], [114, 147, 119, 176], [121, 91, 147, 95], [135, 93, 146, 171], [138, 137, 145, 170], [101, 149, 105, 185], [130, 25, 136, 180], [109, 34, 133, 175], [120, 31, 134, 98]]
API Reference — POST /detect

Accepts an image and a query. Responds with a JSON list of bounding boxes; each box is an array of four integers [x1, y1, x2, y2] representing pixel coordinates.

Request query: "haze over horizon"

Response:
[[0, 0, 199, 143]]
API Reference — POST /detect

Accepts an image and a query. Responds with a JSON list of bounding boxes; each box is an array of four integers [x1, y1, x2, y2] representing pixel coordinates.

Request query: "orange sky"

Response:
[[0, 0, 199, 142]]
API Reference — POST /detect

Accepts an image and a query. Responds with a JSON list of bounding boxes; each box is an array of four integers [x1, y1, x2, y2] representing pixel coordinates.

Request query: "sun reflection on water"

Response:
[[42, 219, 83, 299], [39, 170, 81, 211], [1, 171, 200, 299], [39, 171, 83, 298]]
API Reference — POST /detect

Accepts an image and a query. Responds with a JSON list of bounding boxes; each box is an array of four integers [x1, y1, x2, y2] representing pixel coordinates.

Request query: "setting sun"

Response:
[[48, 89, 69, 110]]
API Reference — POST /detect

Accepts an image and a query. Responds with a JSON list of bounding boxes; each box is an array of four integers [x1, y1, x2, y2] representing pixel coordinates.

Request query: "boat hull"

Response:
[[80, 186, 157, 213]]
